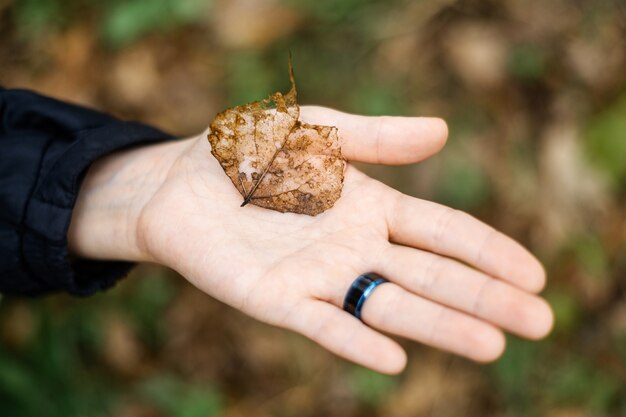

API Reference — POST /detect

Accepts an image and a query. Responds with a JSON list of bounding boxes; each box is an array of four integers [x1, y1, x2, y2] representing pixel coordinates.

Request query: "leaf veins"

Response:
[[207, 59, 346, 216]]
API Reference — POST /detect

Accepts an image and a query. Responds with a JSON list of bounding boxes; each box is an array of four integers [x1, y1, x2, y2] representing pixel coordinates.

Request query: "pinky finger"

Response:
[[289, 300, 407, 374]]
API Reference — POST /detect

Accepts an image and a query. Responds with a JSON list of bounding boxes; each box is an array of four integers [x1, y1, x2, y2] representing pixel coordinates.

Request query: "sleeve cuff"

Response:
[[21, 120, 174, 296]]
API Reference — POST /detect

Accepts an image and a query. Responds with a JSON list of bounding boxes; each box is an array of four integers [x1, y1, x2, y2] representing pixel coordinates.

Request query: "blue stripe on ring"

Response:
[[354, 278, 388, 320]]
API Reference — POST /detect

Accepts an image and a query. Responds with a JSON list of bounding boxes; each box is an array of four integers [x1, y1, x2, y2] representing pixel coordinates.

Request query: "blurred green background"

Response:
[[1, 0, 625, 416]]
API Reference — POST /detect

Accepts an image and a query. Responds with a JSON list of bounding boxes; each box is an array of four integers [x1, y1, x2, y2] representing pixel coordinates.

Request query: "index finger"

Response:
[[386, 192, 546, 293]]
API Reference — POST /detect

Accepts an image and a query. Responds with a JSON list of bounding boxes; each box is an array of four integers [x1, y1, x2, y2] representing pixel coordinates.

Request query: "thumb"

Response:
[[300, 106, 448, 165]]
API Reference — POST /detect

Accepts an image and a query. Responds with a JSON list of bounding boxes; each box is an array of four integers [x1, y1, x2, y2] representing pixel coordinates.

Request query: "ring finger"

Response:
[[319, 272, 506, 362]]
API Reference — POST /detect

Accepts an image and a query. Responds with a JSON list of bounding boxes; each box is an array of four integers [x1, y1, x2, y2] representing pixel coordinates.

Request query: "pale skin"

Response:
[[68, 106, 554, 374]]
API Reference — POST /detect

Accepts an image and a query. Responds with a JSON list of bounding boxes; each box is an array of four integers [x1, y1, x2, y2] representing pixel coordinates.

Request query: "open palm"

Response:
[[138, 106, 553, 374]]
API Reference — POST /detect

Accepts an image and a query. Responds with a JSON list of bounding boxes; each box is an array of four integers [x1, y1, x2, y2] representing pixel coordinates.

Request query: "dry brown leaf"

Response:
[[208, 61, 346, 215]]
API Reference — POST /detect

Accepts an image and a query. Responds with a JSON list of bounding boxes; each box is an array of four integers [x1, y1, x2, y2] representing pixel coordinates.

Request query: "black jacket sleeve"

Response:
[[0, 88, 174, 296]]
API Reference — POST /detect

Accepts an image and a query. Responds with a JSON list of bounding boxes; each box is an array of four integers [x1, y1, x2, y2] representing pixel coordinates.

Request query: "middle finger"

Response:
[[377, 243, 554, 340]]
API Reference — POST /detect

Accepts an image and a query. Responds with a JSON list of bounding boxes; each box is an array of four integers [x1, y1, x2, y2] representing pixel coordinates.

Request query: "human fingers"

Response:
[[378, 244, 554, 339], [317, 277, 505, 362], [385, 193, 546, 293], [299, 106, 448, 165], [288, 300, 407, 374]]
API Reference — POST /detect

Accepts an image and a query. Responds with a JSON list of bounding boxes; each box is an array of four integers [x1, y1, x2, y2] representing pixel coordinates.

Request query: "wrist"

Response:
[[68, 136, 194, 263]]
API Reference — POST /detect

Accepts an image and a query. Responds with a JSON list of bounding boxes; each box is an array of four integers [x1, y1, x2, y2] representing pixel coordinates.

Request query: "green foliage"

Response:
[[348, 81, 408, 116], [0, 350, 46, 415], [285, 0, 380, 23], [544, 357, 620, 413], [347, 366, 397, 407], [140, 376, 223, 417], [121, 268, 176, 346], [101, 0, 209, 47], [0, 304, 114, 417], [434, 149, 491, 211], [489, 336, 540, 416], [226, 51, 280, 106], [585, 93, 626, 190], [12, 0, 65, 37], [546, 290, 582, 336], [571, 233, 610, 279], [508, 42, 550, 81], [0, 272, 181, 417], [490, 337, 622, 416], [11, 0, 209, 47]]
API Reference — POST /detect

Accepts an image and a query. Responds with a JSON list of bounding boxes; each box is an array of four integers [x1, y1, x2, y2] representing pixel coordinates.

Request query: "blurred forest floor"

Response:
[[1, 0, 625, 416]]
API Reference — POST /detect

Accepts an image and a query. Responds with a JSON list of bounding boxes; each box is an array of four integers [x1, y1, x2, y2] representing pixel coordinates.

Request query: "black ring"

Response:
[[343, 272, 389, 320]]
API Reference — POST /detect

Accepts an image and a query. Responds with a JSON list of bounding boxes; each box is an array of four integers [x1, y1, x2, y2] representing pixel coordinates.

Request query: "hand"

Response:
[[69, 106, 553, 374]]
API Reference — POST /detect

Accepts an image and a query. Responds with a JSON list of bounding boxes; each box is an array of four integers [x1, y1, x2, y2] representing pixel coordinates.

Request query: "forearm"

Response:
[[67, 137, 194, 263]]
